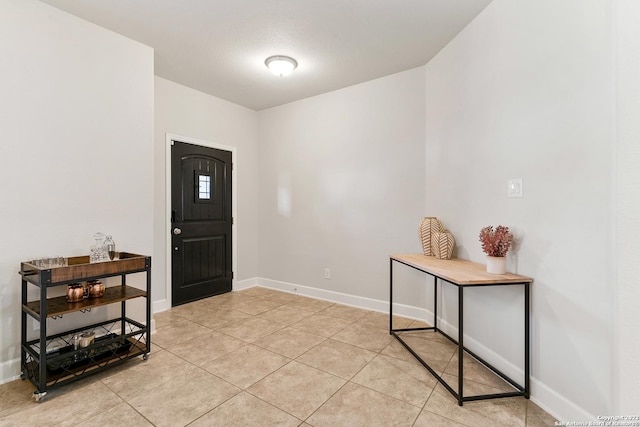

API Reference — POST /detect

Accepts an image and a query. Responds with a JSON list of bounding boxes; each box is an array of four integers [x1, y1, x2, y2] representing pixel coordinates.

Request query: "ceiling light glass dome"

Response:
[[265, 55, 298, 76]]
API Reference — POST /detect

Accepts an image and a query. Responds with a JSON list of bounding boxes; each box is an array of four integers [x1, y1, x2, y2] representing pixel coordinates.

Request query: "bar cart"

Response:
[[20, 253, 151, 402]]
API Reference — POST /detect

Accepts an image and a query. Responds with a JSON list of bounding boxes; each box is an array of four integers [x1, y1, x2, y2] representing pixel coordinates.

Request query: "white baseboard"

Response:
[[530, 377, 595, 422], [257, 277, 429, 321], [153, 298, 169, 314], [0, 358, 20, 385], [235, 277, 258, 291]]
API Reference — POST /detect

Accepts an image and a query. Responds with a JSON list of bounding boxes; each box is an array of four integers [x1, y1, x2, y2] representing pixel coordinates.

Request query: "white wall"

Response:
[[153, 77, 259, 309], [0, 0, 153, 381], [423, 0, 614, 419], [613, 0, 640, 415], [257, 68, 427, 308]]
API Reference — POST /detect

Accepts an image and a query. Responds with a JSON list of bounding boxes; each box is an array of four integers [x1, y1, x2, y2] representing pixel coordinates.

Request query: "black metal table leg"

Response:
[[20, 279, 27, 380], [458, 285, 464, 406], [38, 279, 47, 396], [525, 282, 530, 398], [389, 258, 393, 334], [121, 273, 127, 343], [146, 258, 152, 355], [434, 277, 438, 331]]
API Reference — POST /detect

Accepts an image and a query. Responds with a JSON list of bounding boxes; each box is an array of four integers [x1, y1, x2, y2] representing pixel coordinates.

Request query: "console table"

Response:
[[389, 254, 532, 406]]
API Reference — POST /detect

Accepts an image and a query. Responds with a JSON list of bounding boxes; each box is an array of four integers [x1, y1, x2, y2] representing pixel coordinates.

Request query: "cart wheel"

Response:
[[33, 391, 47, 403], [20, 372, 26, 380], [143, 353, 149, 361]]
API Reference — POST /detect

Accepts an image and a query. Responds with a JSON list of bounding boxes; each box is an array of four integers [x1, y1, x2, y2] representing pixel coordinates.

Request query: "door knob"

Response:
[[173, 227, 182, 235]]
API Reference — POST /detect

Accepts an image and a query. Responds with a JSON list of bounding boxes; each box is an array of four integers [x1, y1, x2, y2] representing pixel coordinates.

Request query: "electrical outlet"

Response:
[[324, 268, 331, 279]]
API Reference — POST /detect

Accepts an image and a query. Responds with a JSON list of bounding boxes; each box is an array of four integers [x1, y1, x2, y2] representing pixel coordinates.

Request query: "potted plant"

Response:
[[478, 225, 513, 274]]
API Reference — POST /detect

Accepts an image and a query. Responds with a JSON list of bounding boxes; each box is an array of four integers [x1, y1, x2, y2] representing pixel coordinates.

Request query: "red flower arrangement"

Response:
[[479, 225, 513, 257]]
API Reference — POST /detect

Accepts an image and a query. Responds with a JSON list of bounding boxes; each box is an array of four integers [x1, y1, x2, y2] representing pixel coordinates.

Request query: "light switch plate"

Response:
[[507, 178, 523, 198]]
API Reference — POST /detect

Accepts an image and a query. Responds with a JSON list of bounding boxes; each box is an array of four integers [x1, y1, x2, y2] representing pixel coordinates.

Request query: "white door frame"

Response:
[[165, 133, 238, 308]]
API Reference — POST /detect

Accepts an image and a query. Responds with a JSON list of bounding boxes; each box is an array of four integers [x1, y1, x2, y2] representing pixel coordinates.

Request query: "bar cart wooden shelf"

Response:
[[20, 253, 151, 402]]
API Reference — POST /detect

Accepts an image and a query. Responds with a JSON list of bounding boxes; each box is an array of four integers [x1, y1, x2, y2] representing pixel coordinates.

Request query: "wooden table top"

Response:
[[391, 254, 533, 285]]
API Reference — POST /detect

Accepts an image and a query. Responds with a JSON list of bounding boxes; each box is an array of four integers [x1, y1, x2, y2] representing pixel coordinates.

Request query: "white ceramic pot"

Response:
[[486, 256, 506, 274]]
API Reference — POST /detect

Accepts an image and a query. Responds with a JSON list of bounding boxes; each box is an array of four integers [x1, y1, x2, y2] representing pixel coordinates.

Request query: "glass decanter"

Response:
[[104, 235, 116, 260]]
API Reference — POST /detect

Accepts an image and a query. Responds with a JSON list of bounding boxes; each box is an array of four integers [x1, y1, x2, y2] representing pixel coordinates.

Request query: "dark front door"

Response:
[[171, 140, 232, 306]]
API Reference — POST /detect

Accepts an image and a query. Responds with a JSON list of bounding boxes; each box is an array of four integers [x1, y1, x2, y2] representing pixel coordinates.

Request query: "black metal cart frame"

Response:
[[389, 256, 530, 406], [20, 254, 151, 401]]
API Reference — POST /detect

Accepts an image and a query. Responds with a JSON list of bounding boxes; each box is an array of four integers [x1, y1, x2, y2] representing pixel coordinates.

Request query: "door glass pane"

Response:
[[198, 174, 211, 200]]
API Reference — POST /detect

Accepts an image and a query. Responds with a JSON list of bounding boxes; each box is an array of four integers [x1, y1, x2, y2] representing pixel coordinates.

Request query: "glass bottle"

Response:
[[72, 334, 81, 362], [104, 235, 116, 260]]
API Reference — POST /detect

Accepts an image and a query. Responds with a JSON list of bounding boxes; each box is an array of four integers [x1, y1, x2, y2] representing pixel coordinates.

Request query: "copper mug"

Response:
[[86, 280, 105, 298], [66, 284, 84, 302], [79, 332, 95, 348]]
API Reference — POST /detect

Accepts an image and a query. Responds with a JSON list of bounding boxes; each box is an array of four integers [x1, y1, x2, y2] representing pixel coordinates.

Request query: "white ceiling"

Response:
[[40, 0, 492, 110]]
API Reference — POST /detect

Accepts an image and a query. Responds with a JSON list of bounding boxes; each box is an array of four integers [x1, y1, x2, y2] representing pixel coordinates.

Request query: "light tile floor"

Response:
[[0, 287, 558, 426]]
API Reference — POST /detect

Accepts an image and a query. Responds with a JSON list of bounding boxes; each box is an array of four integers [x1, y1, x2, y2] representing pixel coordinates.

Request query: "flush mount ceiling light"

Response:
[[265, 55, 298, 76]]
